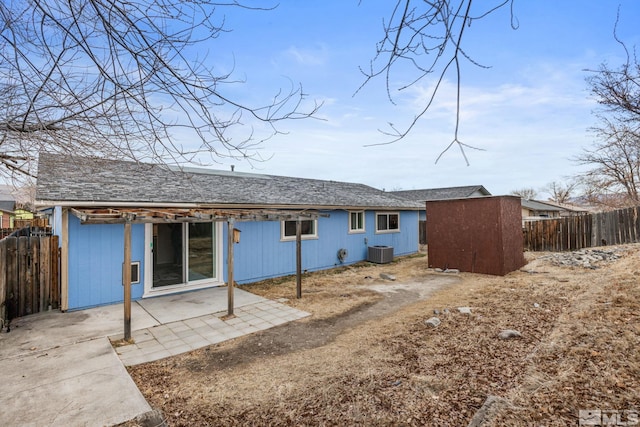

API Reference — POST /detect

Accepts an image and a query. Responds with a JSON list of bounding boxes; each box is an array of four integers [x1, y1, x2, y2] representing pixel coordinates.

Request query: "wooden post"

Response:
[[51, 236, 60, 309], [227, 219, 235, 316], [0, 239, 6, 327], [17, 237, 27, 316], [123, 221, 132, 340], [29, 237, 40, 315], [6, 237, 17, 321], [39, 236, 49, 312], [296, 219, 302, 299], [60, 208, 69, 312]]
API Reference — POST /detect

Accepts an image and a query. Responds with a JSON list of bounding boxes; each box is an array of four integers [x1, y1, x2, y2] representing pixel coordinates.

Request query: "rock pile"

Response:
[[543, 248, 624, 269]]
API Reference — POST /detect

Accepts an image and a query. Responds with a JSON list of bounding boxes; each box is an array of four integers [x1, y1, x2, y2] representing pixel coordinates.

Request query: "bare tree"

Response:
[[544, 181, 577, 204], [358, 0, 517, 163], [576, 120, 640, 207], [0, 0, 318, 182], [510, 187, 537, 200], [577, 18, 640, 208]]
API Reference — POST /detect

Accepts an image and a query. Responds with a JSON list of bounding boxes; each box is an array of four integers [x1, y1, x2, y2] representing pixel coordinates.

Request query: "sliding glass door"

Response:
[[152, 222, 216, 288], [187, 223, 215, 281]]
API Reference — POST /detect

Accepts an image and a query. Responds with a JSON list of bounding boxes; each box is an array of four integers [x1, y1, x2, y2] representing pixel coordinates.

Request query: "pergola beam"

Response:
[[67, 206, 328, 338], [70, 207, 327, 225]]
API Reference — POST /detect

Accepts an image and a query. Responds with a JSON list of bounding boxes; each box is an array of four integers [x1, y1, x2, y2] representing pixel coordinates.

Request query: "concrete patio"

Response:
[[111, 288, 310, 366], [0, 286, 310, 426]]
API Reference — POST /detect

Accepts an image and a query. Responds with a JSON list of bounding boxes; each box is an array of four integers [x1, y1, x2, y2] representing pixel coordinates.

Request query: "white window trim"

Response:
[[281, 219, 318, 241], [375, 212, 400, 234], [348, 210, 365, 234]]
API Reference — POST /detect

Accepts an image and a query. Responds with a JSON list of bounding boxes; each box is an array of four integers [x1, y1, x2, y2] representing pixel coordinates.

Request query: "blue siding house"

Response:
[[36, 153, 421, 311]]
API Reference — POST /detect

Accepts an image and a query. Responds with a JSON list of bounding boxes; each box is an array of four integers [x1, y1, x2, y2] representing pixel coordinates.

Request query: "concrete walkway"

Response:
[[0, 287, 309, 426]]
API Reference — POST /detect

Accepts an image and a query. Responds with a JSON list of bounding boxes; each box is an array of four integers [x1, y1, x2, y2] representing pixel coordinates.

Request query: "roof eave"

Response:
[[35, 200, 421, 211]]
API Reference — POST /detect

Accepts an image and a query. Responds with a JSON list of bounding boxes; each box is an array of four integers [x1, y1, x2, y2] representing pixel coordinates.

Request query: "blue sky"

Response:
[[189, 1, 640, 198]]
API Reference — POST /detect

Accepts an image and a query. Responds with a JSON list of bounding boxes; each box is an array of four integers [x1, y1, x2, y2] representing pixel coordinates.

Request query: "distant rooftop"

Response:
[[521, 199, 589, 213], [390, 185, 491, 203]]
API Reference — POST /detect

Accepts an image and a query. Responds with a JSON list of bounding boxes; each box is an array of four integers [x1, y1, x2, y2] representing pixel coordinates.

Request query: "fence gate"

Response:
[[1, 235, 60, 324]]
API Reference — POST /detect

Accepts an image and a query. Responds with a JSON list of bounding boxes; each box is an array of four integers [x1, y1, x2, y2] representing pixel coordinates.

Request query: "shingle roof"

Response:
[[390, 185, 491, 202], [35, 153, 421, 210], [521, 199, 566, 212], [0, 200, 15, 212]]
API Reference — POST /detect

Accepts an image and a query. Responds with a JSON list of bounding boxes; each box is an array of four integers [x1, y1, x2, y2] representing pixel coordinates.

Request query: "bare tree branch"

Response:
[[358, 0, 516, 163], [544, 181, 577, 204], [578, 15, 640, 209], [0, 0, 320, 183], [510, 187, 537, 200]]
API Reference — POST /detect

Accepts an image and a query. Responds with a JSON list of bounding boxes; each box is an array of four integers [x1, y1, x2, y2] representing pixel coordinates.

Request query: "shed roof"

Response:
[[390, 185, 491, 202], [35, 153, 421, 210]]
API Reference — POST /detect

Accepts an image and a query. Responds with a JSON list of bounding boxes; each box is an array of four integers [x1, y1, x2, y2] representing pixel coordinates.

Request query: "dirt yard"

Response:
[[124, 246, 640, 426]]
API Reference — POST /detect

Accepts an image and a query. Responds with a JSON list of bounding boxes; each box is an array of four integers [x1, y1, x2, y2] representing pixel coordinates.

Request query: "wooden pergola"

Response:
[[67, 206, 327, 340]]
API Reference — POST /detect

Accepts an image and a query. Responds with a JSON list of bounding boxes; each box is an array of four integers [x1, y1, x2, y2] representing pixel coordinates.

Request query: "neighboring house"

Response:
[[391, 185, 491, 244], [0, 207, 15, 229], [521, 199, 589, 221], [35, 153, 421, 311], [1, 185, 16, 228], [14, 209, 34, 221], [0, 201, 16, 229]]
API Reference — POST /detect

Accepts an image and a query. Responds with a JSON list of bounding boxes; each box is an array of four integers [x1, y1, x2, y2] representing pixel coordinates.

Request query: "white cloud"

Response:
[[283, 45, 328, 66]]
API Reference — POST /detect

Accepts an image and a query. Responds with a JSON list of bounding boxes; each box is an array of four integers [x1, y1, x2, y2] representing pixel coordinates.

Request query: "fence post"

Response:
[[29, 237, 40, 315], [39, 236, 50, 312], [17, 237, 28, 316], [0, 239, 6, 328], [5, 237, 18, 321]]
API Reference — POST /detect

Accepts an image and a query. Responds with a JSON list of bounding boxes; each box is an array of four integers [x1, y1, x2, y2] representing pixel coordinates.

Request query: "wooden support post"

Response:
[[123, 221, 132, 340], [60, 208, 69, 312], [296, 219, 302, 299], [0, 239, 6, 327], [227, 219, 235, 316]]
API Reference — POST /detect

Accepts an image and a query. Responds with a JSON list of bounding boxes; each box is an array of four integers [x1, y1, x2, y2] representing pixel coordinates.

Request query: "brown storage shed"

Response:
[[426, 196, 526, 276]]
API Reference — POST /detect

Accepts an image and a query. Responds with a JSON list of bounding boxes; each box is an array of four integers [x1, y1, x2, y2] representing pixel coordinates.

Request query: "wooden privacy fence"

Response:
[[523, 206, 640, 251], [1, 218, 50, 239], [419, 220, 427, 245], [0, 235, 60, 325]]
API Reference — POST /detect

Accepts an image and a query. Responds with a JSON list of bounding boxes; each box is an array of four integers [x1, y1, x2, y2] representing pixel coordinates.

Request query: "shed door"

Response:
[[152, 222, 216, 288]]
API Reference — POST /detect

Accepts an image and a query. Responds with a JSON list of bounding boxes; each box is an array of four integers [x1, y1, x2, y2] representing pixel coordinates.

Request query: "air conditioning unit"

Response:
[[367, 246, 394, 264]]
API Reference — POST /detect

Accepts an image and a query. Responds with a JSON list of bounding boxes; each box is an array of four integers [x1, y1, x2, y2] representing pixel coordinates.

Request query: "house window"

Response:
[[376, 212, 399, 233], [281, 219, 318, 240], [349, 211, 365, 233]]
